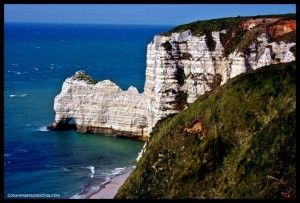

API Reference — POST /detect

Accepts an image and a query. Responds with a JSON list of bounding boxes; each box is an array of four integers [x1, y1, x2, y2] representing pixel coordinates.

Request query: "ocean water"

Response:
[[4, 23, 172, 198]]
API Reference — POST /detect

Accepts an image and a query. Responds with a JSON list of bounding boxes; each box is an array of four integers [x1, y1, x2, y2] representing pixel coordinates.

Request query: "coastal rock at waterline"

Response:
[[49, 71, 148, 141], [50, 16, 295, 140]]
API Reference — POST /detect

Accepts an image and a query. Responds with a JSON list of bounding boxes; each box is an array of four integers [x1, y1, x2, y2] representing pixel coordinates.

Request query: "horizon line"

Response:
[[4, 21, 177, 27], [4, 12, 295, 27]]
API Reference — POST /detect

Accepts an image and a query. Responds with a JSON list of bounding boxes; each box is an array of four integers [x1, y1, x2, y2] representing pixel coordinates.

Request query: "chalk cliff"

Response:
[[49, 15, 296, 140], [49, 71, 148, 140]]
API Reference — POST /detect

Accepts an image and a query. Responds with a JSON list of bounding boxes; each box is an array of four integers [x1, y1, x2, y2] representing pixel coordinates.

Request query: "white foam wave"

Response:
[[34, 46, 41, 49], [37, 126, 48, 132], [90, 186, 100, 192], [4, 153, 11, 157], [111, 167, 126, 175], [104, 176, 111, 182], [9, 94, 28, 98], [13, 71, 21, 75], [62, 167, 70, 172], [86, 166, 95, 178], [33, 67, 39, 71], [70, 166, 130, 199], [70, 194, 81, 199]]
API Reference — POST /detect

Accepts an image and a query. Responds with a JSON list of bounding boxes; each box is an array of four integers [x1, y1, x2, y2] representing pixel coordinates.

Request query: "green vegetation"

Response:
[[208, 74, 222, 90], [175, 68, 185, 86], [174, 67, 187, 110], [224, 30, 247, 56], [164, 14, 295, 37], [116, 61, 296, 199], [73, 70, 97, 84], [174, 91, 188, 110], [165, 16, 246, 37], [205, 31, 216, 51]]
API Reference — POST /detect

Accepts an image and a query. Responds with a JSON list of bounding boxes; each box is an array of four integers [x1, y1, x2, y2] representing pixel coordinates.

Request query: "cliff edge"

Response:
[[49, 14, 296, 141]]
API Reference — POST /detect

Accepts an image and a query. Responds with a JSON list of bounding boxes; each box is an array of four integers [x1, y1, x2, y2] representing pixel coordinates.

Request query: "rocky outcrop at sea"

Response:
[[49, 16, 296, 140], [48, 71, 148, 141]]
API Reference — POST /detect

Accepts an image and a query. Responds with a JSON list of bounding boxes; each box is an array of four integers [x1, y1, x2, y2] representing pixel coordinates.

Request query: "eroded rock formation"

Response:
[[49, 16, 296, 140], [48, 71, 148, 141]]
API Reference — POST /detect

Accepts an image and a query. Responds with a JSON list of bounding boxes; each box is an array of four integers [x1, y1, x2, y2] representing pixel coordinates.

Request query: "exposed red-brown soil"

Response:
[[268, 19, 296, 38]]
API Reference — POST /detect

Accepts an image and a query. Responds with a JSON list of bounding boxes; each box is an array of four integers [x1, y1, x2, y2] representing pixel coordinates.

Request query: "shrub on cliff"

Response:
[[72, 70, 97, 84], [116, 61, 296, 199], [174, 91, 187, 110], [205, 31, 216, 51]]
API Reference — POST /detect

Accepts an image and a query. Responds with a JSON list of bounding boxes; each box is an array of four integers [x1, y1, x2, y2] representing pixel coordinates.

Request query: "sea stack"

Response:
[[49, 15, 296, 140], [48, 71, 148, 141]]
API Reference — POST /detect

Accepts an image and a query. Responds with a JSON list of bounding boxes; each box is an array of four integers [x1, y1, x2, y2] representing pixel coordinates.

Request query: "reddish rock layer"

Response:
[[268, 19, 296, 38]]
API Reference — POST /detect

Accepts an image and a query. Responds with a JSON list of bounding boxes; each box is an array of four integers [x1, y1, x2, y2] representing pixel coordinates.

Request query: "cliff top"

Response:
[[70, 71, 140, 93], [161, 13, 295, 56], [163, 13, 295, 36]]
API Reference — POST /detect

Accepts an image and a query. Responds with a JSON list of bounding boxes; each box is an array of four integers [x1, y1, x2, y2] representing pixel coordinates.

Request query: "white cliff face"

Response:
[[53, 71, 148, 140], [52, 21, 295, 140], [143, 30, 295, 133]]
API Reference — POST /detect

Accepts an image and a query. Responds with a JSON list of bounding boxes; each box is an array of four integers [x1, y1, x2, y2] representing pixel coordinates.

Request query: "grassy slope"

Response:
[[116, 61, 296, 199]]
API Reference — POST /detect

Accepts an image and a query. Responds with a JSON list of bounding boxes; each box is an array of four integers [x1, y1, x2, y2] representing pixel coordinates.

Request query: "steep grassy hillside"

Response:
[[116, 61, 296, 199]]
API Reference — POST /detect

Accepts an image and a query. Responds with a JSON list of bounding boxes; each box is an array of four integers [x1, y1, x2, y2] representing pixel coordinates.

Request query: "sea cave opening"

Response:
[[64, 117, 77, 130]]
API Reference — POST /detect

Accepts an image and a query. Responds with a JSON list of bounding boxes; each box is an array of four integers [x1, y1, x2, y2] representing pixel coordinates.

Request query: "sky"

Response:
[[4, 4, 296, 25]]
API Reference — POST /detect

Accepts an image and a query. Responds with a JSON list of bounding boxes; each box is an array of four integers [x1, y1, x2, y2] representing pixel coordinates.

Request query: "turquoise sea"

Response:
[[4, 23, 172, 198]]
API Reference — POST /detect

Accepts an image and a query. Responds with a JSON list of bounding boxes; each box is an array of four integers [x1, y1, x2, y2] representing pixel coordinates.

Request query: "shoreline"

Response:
[[47, 123, 148, 142], [86, 170, 132, 199]]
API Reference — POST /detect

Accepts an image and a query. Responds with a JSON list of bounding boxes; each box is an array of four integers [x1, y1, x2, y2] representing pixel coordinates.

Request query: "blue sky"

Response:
[[5, 4, 296, 25]]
